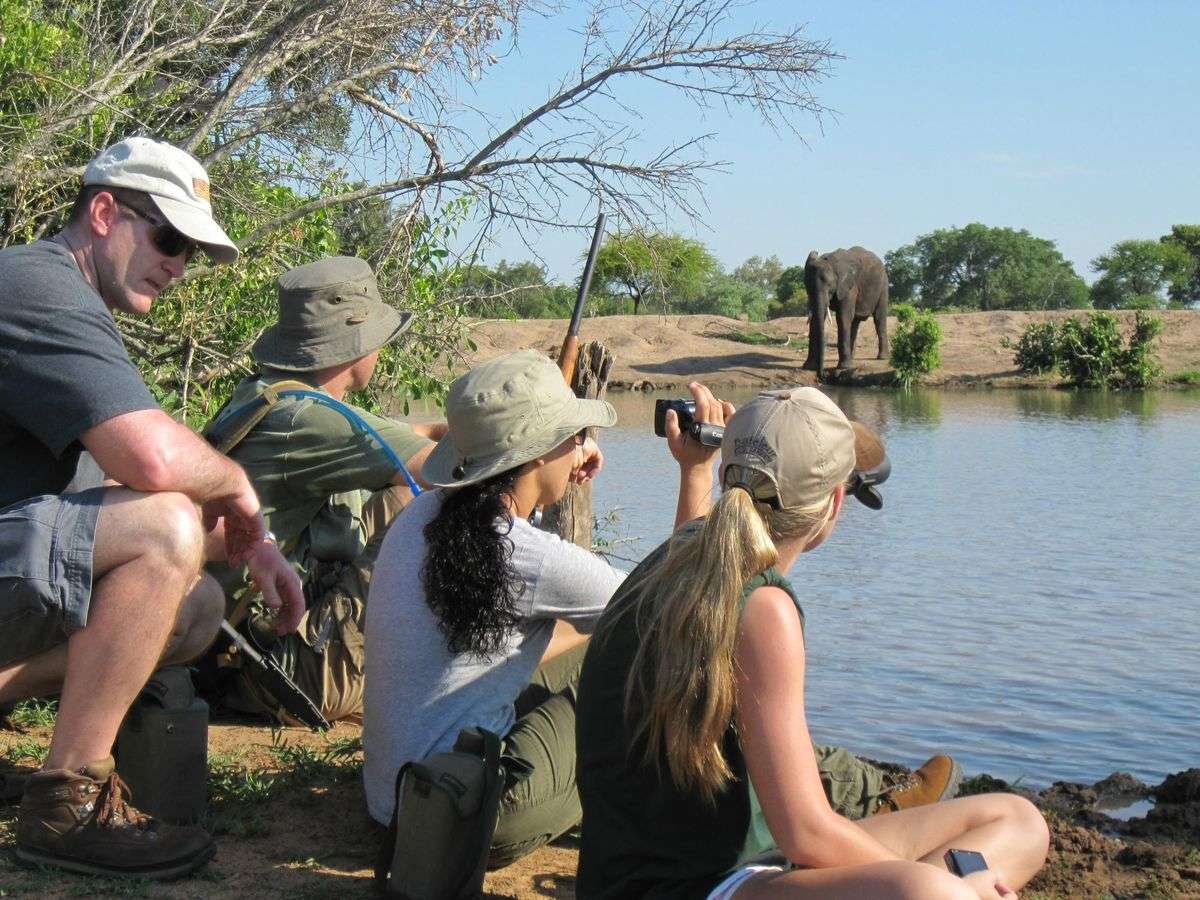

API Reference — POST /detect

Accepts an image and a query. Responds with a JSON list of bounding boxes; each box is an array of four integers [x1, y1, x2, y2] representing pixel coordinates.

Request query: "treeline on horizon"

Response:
[[462, 223, 1200, 322]]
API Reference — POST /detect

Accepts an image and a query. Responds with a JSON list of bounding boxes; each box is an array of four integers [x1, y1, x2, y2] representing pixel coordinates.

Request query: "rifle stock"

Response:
[[558, 212, 606, 384], [219, 620, 330, 731]]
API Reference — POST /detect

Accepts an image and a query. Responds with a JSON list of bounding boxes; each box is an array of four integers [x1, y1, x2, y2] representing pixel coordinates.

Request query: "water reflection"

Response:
[[590, 388, 1200, 788]]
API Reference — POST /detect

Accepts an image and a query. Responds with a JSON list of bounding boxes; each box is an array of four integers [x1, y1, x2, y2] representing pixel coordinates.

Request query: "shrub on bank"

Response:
[[1006, 311, 1163, 389], [890, 305, 943, 389]]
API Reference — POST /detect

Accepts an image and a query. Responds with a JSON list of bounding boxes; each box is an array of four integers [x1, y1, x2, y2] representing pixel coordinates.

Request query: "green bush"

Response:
[[1008, 311, 1162, 389], [889, 307, 942, 389], [890, 302, 917, 323], [1004, 321, 1061, 373]]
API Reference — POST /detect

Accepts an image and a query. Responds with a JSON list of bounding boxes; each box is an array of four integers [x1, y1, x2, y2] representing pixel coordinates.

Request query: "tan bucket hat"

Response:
[[83, 137, 239, 264], [252, 256, 412, 372], [423, 349, 618, 488], [721, 387, 887, 510]]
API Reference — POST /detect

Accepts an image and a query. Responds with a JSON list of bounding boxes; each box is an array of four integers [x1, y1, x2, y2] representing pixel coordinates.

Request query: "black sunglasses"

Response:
[[116, 199, 199, 261]]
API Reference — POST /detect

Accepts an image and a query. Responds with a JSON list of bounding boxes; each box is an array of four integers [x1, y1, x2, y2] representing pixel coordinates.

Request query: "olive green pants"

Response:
[[485, 644, 891, 869], [235, 487, 408, 724]]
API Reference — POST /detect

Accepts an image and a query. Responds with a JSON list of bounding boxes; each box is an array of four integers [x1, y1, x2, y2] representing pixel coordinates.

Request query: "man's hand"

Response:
[[665, 381, 735, 470], [964, 870, 1017, 900], [243, 539, 305, 635], [571, 436, 604, 484], [202, 489, 265, 565]]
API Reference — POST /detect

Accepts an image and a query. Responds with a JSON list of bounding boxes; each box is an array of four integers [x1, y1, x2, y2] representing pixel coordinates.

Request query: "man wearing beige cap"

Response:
[[203, 256, 443, 724], [0, 136, 303, 879]]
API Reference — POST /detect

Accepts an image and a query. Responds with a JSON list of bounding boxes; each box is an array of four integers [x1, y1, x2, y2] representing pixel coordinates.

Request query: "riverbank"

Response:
[[3, 720, 1198, 898], [460, 309, 1200, 390]]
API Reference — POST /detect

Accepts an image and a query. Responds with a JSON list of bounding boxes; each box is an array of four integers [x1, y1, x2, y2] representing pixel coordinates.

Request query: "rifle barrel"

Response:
[[570, 213, 606, 337]]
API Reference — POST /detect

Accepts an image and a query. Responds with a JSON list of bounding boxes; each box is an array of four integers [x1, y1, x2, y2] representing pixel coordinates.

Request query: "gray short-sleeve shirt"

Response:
[[0, 241, 158, 507]]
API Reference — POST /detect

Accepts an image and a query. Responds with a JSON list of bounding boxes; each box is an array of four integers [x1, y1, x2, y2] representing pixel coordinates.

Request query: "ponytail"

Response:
[[622, 469, 836, 802]]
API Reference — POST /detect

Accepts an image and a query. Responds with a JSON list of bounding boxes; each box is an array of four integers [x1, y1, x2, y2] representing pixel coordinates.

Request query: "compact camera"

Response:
[[653, 398, 724, 447]]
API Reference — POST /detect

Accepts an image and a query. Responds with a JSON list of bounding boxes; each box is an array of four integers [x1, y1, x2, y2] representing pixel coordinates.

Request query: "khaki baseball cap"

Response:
[[720, 387, 887, 510], [83, 137, 239, 264], [252, 256, 411, 372], [423, 349, 617, 488]]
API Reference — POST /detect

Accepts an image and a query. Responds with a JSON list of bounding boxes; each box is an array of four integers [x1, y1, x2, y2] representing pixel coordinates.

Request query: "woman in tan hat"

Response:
[[362, 349, 729, 868], [575, 388, 1049, 900]]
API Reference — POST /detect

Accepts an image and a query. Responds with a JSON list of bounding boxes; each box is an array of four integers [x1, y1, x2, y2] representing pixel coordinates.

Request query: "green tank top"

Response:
[[576, 533, 804, 899]]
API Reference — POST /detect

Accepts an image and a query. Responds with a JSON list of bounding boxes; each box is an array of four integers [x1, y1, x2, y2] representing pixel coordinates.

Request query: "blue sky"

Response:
[[441, 1, 1199, 284]]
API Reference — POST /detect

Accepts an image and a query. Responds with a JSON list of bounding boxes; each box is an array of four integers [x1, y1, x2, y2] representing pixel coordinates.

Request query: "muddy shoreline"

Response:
[[3, 721, 1198, 898], [459, 310, 1200, 392]]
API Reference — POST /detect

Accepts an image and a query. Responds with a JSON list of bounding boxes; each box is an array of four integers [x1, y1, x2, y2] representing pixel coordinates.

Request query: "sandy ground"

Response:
[[459, 309, 1200, 389], [3, 720, 1199, 899]]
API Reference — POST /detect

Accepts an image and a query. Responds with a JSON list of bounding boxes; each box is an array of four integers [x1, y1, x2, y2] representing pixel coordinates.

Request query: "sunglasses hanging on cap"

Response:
[[117, 199, 200, 261]]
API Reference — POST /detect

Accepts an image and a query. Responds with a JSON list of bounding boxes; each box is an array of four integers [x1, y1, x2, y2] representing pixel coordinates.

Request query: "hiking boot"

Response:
[[874, 755, 963, 815], [15, 756, 215, 879]]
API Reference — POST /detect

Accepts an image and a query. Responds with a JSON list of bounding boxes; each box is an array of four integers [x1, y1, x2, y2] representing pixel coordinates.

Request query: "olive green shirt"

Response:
[[209, 372, 431, 594]]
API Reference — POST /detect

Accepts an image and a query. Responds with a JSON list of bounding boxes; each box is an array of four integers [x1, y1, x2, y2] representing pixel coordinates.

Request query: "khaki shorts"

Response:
[[0, 489, 104, 667]]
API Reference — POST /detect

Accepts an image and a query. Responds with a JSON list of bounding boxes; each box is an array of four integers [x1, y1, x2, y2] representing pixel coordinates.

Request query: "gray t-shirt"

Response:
[[0, 241, 158, 508], [362, 488, 626, 824]]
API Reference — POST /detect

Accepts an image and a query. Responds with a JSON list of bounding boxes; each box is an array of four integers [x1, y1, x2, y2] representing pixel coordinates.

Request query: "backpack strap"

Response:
[[374, 761, 409, 893], [203, 379, 315, 455]]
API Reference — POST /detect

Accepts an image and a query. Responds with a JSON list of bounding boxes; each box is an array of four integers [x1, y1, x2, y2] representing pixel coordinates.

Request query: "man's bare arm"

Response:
[[82, 408, 253, 505]]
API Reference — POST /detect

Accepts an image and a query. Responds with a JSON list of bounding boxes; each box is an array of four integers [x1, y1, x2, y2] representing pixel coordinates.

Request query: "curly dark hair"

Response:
[[421, 469, 526, 658]]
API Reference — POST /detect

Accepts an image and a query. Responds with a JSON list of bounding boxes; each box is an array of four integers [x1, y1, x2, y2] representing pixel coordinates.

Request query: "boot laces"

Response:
[[95, 773, 151, 830]]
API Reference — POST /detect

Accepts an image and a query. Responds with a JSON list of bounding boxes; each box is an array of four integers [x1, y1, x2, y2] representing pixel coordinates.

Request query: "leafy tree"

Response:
[[732, 255, 784, 295], [591, 232, 719, 314], [776, 266, 806, 303], [886, 223, 1089, 310], [768, 265, 808, 318], [1161, 225, 1200, 306], [1, 0, 840, 421], [1090, 239, 1196, 309], [456, 260, 576, 319], [679, 275, 770, 321], [889, 305, 942, 389]]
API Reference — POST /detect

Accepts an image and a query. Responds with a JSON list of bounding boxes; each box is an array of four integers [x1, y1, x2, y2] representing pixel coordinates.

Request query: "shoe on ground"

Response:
[[874, 754, 963, 815], [15, 756, 215, 879]]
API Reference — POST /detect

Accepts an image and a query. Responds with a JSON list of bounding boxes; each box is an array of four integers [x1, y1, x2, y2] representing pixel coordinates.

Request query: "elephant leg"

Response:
[[849, 317, 863, 359], [836, 305, 855, 369], [875, 302, 890, 359]]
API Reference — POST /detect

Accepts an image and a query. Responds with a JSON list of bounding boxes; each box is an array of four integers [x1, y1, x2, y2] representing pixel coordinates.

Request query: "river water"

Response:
[[586, 387, 1200, 789]]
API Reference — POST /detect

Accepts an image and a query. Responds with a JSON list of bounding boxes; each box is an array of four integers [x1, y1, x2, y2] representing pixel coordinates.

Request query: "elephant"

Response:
[[801, 246, 889, 373]]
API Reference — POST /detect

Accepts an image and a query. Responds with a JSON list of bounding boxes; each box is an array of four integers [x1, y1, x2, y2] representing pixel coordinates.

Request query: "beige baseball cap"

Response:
[[423, 349, 617, 488], [252, 256, 411, 372], [83, 137, 239, 264], [720, 387, 888, 510]]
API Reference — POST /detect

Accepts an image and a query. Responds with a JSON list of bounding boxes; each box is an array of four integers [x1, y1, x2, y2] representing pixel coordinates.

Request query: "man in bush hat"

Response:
[[0, 136, 303, 879], [203, 256, 443, 724]]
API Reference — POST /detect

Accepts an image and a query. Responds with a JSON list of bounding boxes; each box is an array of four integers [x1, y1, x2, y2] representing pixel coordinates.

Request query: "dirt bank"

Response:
[[460, 309, 1200, 390], [4, 720, 1199, 898]]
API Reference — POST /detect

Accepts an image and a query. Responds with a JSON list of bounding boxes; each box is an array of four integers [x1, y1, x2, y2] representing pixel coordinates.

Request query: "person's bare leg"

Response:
[[42, 488, 207, 771], [858, 793, 1050, 890], [0, 573, 222, 703], [541, 619, 588, 664], [736, 859, 972, 900]]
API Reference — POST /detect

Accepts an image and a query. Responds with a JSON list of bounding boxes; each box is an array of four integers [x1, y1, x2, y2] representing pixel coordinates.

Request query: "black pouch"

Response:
[[374, 728, 505, 899]]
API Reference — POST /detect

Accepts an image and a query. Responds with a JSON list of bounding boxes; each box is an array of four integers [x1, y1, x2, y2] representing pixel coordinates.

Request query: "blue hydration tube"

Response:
[[218, 390, 423, 496]]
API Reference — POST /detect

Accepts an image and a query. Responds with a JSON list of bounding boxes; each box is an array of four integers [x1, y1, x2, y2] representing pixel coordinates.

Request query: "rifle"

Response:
[[558, 213, 606, 384], [218, 620, 330, 731]]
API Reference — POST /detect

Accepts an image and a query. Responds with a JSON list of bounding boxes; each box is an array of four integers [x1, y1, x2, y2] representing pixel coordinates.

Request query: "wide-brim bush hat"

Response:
[[83, 137, 239, 264], [424, 349, 618, 488], [252, 256, 412, 372], [721, 387, 888, 510]]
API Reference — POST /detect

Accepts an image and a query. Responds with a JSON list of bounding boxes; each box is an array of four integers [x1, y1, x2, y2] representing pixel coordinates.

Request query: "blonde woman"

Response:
[[576, 388, 1049, 900]]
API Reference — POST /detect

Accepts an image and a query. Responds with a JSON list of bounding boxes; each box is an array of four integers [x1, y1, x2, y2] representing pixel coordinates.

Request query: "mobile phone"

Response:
[[944, 848, 989, 877]]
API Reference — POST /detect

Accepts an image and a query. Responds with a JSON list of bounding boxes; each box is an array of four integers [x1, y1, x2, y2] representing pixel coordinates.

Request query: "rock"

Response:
[[1095, 771, 1152, 801], [1155, 768, 1200, 803]]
